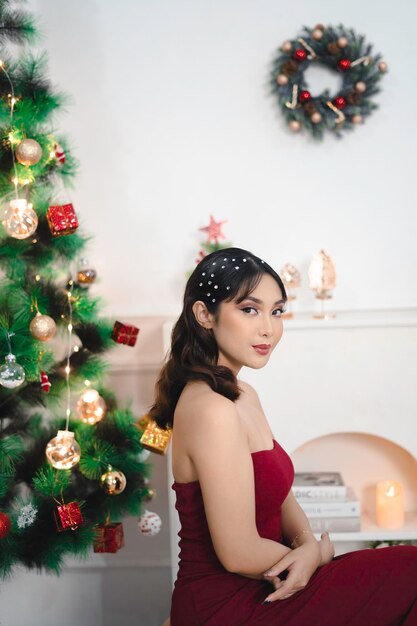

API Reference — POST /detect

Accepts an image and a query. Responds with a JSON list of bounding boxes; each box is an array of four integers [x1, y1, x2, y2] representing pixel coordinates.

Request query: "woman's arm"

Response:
[[280, 489, 319, 549], [182, 391, 295, 578]]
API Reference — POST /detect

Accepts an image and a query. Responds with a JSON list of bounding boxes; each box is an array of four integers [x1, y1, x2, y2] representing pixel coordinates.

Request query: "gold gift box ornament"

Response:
[[138, 414, 172, 455]]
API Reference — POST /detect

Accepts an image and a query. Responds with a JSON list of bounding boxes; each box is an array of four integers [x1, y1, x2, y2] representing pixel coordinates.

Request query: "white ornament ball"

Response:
[[352, 114, 363, 124], [289, 120, 301, 132], [378, 61, 388, 73], [281, 40, 292, 53], [337, 36, 349, 48], [138, 510, 162, 536], [276, 74, 288, 86]]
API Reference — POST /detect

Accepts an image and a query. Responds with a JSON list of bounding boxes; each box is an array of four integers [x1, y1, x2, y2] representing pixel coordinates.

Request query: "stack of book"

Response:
[[292, 471, 361, 533]]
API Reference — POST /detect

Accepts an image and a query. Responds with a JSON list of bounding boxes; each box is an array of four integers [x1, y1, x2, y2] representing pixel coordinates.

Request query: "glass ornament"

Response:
[[76, 388, 106, 425], [29, 312, 57, 341], [0, 353, 25, 388], [45, 430, 81, 469], [77, 257, 97, 287], [2, 198, 38, 240], [100, 465, 126, 495]]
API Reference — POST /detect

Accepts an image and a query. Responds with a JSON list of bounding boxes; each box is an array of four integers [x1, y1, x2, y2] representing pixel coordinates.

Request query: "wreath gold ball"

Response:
[[271, 24, 387, 139]]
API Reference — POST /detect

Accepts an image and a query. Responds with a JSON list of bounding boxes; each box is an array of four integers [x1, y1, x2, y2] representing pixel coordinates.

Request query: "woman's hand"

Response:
[[262, 533, 333, 603], [318, 531, 335, 566]]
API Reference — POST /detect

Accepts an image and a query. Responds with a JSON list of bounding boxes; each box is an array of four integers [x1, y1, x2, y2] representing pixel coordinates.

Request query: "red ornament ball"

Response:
[[333, 96, 347, 110], [0, 512, 11, 538], [299, 90, 312, 103], [337, 58, 351, 71], [293, 48, 307, 62]]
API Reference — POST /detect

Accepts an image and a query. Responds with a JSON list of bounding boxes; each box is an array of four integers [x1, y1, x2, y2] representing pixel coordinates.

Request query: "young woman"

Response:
[[150, 248, 417, 625]]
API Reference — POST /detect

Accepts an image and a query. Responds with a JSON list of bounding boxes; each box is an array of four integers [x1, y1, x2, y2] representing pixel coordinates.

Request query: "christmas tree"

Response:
[[0, 0, 157, 578]]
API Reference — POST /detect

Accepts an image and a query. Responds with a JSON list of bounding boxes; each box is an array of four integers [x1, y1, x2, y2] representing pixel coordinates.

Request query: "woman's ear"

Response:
[[192, 300, 215, 330]]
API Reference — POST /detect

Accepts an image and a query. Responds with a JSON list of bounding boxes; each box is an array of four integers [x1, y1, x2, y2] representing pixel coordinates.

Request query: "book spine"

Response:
[[308, 517, 361, 533], [301, 502, 361, 518], [292, 486, 347, 500]]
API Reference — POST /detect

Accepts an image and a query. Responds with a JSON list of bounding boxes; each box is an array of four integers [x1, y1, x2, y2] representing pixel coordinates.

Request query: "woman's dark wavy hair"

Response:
[[148, 247, 287, 429]]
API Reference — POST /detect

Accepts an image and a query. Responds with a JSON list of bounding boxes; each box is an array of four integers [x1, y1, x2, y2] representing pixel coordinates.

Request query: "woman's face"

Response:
[[211, 273, 285, 375]]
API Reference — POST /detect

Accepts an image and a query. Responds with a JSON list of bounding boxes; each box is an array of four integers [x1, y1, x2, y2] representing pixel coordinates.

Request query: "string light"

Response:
[[0, 61, 20, 200], [64, 282, 75, 431]]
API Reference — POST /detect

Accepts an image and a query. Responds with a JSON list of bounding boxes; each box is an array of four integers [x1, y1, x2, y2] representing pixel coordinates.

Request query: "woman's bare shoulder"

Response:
[[175, 380, 234, 422], [238, 379, 260, 400]]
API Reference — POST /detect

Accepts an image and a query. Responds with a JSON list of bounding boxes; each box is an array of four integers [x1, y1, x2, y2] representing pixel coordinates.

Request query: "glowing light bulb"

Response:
[[73, 346, 79, 352], [65, 365, 71, 374], [77, 388, 107, 425], [35, 274, 41, 281], [68, 323, 73, 331], [45, 430, 80, 469]]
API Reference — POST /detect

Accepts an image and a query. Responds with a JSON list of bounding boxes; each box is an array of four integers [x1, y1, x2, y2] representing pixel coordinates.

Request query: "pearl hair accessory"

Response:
[[198, 255, 267, 301]]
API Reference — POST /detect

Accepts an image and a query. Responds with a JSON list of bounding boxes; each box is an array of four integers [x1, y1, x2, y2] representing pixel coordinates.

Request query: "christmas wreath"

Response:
[[271, 24, 388, 139]]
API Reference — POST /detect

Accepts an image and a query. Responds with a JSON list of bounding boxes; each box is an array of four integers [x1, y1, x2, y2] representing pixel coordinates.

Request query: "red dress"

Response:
[[170, 439, 417, 625]]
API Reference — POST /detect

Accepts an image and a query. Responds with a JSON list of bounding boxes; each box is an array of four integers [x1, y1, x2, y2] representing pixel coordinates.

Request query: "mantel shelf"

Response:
[[282, 308, 417, 330], [312, 510, 417, 542]]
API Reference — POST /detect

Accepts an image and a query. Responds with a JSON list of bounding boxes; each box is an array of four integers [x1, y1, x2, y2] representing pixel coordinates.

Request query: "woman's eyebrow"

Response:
[[242, 296, 286, 306]]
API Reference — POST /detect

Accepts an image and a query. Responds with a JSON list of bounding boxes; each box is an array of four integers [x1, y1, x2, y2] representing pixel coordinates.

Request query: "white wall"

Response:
[[31, 0, 417, 318], [4, 2, 417, 624]]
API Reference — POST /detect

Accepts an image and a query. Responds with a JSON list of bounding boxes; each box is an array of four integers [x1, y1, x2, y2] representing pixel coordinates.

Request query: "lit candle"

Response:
[[376, 480, 404, 529]]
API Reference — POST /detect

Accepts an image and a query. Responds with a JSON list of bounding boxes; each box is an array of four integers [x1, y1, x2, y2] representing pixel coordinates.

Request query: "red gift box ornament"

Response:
[[54, 501, 83, 532], [111, 321, 140, 347], [93, 522, 125, 553], [46, 203, 79, 237]]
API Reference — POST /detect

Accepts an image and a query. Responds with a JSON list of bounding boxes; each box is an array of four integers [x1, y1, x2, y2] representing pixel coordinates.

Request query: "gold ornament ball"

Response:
[[15, 139, 42, 166], [281, 40, 292, 52], [46, 430, 81, 470], [100, 466, 127, 496], [337, 36, 349, 48], [312, 28, 324, 41], [289, 120, 301, 132], [352, 114, 363, 124], [276, 74, 288, 86], [378, 61, 388, 73], [311, 112, 322, 124], [144, 487, 156, 501], [77, 388, 107, 425], [355, 81, 367, 93], [29, 312, 57, 341]]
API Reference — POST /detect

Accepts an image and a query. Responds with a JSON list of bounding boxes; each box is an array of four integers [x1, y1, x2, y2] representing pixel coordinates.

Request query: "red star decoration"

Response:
[[199, 215, 228, 244]]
